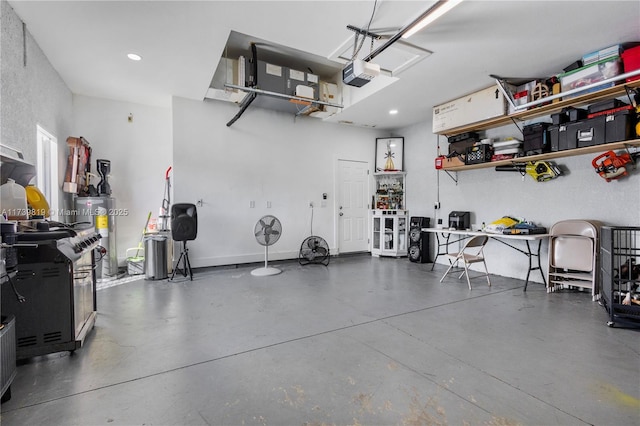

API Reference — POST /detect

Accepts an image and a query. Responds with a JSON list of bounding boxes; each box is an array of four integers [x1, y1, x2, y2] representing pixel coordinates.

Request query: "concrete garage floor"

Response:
[[1, 254, 639, 425]]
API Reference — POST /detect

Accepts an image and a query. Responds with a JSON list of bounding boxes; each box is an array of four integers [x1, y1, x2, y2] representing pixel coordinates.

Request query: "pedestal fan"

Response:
[[251, 215, 282, 276]]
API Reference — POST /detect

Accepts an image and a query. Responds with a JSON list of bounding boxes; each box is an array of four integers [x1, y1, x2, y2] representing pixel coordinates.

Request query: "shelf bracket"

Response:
[[622, 142, 639, 171], [442, 170, 458, 185], [510, 116, 523, 136]]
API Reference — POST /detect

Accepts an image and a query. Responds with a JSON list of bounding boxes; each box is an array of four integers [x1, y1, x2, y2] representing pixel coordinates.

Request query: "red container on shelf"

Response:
[[434, 156, 444, 169], [622, 45, 640, 82]]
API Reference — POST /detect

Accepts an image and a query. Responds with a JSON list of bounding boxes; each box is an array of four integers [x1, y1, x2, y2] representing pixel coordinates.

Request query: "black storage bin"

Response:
[[588, 98, 628, 115], [448, 139, 476, 156], [551, 111, 569, 125], [448, 132, 479, 144], [605, 110, 635, 143], [448, 131, 480, 156], [523, 122, 551, 155], [567, 116, 606, 148], [549, 124, 571, 151], [563, 59, 583, 72], [566, 107, 588, 122]]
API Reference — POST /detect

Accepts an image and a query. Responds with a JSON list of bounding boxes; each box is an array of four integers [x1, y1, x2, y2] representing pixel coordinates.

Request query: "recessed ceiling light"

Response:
[[389, 109, 398, 115], [127, 53, 142, 61]]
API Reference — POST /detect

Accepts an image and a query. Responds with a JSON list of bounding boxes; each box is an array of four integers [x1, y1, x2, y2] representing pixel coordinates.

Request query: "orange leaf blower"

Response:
[[592, 150, 637, 182]]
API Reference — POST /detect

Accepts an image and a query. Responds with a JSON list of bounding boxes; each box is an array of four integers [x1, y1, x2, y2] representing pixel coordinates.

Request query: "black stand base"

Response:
[[170, 241, 193, 281]]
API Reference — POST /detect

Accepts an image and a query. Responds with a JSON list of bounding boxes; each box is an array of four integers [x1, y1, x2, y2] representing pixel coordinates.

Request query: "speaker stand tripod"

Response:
[[171, 241, 193, 281]]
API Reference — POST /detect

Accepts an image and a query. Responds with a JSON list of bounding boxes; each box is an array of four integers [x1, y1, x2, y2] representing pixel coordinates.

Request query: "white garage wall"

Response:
[[72, 95, 173, 263], [171, 97, 384, 267], [400, 121, 440, 222], [1, 0, 73, 195], [66, 94, 640, 280]]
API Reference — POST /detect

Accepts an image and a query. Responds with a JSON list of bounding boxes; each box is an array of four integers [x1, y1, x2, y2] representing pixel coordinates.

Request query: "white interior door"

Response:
[[337, 159, 369, 253]]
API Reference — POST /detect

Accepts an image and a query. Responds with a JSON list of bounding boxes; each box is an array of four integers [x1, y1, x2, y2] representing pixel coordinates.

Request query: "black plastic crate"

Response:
[[465, 144, 493, 165]]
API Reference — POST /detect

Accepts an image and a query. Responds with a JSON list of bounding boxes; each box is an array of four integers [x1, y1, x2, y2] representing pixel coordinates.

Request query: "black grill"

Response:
[[1, 224, 100, 359]]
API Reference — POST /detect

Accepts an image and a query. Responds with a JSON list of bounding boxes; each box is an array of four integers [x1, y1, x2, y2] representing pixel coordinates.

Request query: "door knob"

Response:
[[339, 212, 344, 216]]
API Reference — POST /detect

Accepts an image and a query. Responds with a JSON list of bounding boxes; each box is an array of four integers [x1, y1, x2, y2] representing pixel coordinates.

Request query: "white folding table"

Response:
[[422, 228, 550, 290]]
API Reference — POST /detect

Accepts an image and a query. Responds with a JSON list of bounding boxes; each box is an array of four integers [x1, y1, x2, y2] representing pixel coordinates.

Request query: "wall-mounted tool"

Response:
[[495, 160, 563, 182], [592, 150, 639, 182]]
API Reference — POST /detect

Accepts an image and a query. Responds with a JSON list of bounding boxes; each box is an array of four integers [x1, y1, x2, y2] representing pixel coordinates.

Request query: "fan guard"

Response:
[[298, 236, 330, 266], [251, 215, 282, 276], [254, 215, 282, 246]]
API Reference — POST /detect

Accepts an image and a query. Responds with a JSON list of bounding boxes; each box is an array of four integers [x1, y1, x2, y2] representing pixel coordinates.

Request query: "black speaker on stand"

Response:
[[170, 203, 198, 281], [409, 216, 430, 263]]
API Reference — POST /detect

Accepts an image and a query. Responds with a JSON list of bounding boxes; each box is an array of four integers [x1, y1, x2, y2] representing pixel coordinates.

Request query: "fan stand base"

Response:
[[251, 266, 282, 276]]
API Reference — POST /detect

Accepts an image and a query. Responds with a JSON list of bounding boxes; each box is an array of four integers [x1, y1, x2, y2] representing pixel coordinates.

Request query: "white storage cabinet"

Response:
[[371, 211, 408, 257], [371, 172, 408, 257]]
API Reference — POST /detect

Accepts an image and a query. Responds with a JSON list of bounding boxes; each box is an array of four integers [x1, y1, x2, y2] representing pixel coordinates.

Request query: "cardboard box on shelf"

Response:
[[432, 86, 507, 133]]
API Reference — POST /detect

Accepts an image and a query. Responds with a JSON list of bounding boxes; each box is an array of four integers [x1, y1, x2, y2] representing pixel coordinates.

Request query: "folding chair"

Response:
[[547, 219, 601, 300], [439, 235, 491, 289]]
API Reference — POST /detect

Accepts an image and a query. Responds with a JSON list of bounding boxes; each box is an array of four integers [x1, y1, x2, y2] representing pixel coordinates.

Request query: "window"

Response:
[[36, 125, 58, 220]]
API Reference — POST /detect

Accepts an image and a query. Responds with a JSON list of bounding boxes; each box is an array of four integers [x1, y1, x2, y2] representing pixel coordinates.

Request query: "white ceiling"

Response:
[[8, 0, 640, 130]]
